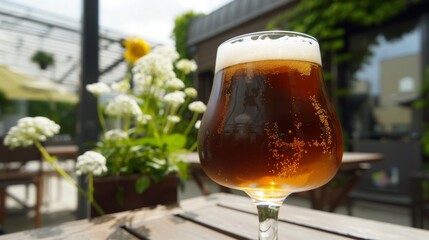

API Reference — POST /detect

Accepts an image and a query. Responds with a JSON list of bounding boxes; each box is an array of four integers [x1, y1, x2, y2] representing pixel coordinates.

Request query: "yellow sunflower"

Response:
[[123, 37, 151, 64]]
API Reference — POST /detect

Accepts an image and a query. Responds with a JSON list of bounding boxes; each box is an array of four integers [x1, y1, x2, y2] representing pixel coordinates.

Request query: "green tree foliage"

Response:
[[267, 0, 423, 151], [267, 0, 409, 63], [172, 11, 204, 89], [172, 11, 204, 59], [171, 11, 205, 145], [267, 0, 421, 96], [413, 67, 429, 158]]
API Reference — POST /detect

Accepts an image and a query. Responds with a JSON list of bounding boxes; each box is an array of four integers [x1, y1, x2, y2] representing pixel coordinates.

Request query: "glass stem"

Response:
[[254, 199, 283, 240]]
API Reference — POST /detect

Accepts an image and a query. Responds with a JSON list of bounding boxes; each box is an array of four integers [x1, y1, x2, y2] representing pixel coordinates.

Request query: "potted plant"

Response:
[[4, 37, 204, 217], [31, 50, 55, 70]]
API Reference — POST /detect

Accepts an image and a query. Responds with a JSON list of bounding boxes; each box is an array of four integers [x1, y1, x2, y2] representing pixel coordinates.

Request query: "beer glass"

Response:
[[198, 31, 343, 239]]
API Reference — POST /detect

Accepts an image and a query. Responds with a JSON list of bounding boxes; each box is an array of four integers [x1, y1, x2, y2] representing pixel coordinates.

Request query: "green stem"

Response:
[[148, 118, 161, 143], [163, 104, 181, 135], [160, 104, 172, 131], [123, 115, 130, 132], [89, 173, 94, 203], [184, 112, 199, 137], [163, 121, 171, 135], [87, 173, 104, 216], [178, 97, 191, 116], [97, 101, 107, 132], [142, 94, 152, 114], [142, 76, 157, 115], [189, 141, 198, 152], [35, 141, 105, 216], [128, 127, 138, 141]]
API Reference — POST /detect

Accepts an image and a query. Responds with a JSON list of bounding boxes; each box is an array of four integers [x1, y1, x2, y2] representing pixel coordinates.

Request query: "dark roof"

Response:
[[187, 0, 293, 46]]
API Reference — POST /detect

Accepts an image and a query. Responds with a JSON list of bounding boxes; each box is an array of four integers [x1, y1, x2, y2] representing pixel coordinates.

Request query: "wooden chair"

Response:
[[0, 139, 44, 229], [409, 171, 429, 229], [309, 163, 371, 214]]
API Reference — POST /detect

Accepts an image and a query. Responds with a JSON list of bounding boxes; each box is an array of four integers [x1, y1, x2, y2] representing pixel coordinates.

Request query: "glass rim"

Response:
[[219, 30, 318, 47]]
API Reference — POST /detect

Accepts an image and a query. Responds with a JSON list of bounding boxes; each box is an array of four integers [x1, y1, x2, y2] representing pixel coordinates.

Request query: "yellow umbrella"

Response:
[[0, 65, 78, 103]]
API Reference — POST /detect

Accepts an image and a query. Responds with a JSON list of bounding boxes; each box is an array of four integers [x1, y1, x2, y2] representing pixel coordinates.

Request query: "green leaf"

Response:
[[136, 176, 150, 194], [335, 88, 351, 97], [176, 161, 190, 180], [133, 137, 161, 147], [412, 99, 426, 109], [162, 134, 186, 151]]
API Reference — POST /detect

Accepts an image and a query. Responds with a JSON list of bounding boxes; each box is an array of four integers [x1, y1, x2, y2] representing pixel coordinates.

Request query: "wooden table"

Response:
[[45, 146, 382, 167], [44, 146, 382, 213], [45, 145, 79, 160], [0, 193, 427, 240], [185, 151, 383, 170], [340, 152, 383, 168], [187, 152, 383, 212]]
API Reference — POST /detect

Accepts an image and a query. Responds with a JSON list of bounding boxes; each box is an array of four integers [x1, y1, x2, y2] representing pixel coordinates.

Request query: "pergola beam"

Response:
[[76, 0, 99, 219]]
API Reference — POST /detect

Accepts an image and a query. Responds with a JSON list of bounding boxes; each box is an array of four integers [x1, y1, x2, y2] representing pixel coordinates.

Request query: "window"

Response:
[[348, 19, 422, 139]]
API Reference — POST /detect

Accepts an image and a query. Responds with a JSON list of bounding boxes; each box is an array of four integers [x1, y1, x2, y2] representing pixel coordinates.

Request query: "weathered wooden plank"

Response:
[[178, 201, 351, 240], [131, 215, 238, 240], [209, 193, 429, 240], [1, 193, 428, 240], [278, 205, 429, 240], [0, 205, 175, 239]]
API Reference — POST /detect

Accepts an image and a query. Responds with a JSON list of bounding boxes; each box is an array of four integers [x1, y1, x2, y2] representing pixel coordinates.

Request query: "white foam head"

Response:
[[215, 31, 322, 72]]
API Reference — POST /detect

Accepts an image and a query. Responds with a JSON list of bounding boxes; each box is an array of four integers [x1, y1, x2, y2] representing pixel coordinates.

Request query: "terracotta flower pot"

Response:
[[90, 174, 178, 217]]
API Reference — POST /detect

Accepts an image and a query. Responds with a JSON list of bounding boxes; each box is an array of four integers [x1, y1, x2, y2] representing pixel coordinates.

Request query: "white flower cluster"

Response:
[[105, 95, 142, 117], [132, 52, 176, 95], [137, 114, 153, 125], [111, 80, 130, 94], [151, 45, 179, 62], [163, 91, 186, 107], [184, 87, 197, 98], [104, 129, 128, 142], [75, 151, 108, 176], [165, 78, 185, 91], [82, 44, 205, 169], [167, 115, 181, 123], [130, 45, 200, 106], [188, 101, 207, 113], [4, 116, 60, 148], [86, 82, 111, 96], [176, 59, 197, 74]]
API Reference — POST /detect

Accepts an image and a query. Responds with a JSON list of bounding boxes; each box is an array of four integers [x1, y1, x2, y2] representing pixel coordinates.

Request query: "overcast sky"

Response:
[[5, 0, 233, 44]]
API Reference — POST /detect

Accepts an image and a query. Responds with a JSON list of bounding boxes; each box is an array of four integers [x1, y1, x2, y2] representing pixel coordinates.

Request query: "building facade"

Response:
[[187, 0, 429, 200]]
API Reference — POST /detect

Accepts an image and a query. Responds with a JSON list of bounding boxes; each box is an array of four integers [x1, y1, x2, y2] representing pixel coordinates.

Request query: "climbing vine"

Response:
[[172, 11, 204, 59], [413, 67, 429, 158], [267, 0, 411, 65], [268, 0, 425, 150]]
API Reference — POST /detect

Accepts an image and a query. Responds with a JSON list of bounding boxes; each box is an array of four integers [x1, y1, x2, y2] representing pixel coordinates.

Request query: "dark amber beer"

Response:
[[198, 32, 343, 200]]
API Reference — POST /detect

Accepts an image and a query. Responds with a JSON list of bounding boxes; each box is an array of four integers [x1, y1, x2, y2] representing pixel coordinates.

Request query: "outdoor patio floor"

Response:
[[1, 174, 413, 235]]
